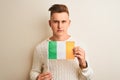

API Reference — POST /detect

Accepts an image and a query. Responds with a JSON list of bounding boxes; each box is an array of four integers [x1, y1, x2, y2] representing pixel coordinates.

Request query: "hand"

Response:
[[73, 46, 87, 69], [37, 72, 52, 80]]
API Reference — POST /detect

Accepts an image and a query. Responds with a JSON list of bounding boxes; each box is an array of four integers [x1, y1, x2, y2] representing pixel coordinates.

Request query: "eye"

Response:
[[53, 20, 58, 23], [62, 20, 66, 23]]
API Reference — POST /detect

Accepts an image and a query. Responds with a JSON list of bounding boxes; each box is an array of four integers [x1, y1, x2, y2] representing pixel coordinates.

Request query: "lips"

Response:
[[57, 30, 63, 32]]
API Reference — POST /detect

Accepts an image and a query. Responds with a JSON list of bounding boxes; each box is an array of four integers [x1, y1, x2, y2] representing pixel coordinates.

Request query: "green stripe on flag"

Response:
[[48, 41, 57, 59]]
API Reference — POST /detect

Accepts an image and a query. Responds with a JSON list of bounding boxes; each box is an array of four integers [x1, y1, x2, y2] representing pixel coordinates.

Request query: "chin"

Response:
[[56, 33, 64, 36]]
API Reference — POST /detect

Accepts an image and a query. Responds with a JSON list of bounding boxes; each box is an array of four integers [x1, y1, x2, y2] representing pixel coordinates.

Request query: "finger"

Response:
[[74, 51, 81, 55], [73, 46, 80, 51], [74, 54, 80, 58], [75, 54, 85, 61], [39, 72, 52, 80], [74, 50, 85, 57], [76, 49, 85, 55], [43, 74, 52, 80], [45, 75, 52, 80], [74, 47, 84, 53], [73, 48, 80, 55], [40, 72, 51, 77]]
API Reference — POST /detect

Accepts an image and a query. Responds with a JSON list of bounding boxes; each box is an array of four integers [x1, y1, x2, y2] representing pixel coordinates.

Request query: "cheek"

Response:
[[51, 23, 57, 27], [64, 24, 69, 29], [51, 26, 57, 31]]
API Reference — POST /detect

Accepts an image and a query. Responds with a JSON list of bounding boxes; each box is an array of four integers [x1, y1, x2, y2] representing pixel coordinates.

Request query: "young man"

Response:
[[30, 4, 93, 80]]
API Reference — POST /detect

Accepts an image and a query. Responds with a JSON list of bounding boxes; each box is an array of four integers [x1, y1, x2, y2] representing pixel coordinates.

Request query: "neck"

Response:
[[50, 34, 70, 41]]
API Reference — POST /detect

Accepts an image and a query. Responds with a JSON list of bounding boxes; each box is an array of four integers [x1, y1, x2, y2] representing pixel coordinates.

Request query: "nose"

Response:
[[58, 22, 62, 29]]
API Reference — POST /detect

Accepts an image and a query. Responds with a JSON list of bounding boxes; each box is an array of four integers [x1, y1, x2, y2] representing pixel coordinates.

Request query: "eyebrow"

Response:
[[52, 19, 67, 21]]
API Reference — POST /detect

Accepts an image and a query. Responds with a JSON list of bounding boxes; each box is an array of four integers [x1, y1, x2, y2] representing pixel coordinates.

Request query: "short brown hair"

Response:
[[48, 4, 69, 16]]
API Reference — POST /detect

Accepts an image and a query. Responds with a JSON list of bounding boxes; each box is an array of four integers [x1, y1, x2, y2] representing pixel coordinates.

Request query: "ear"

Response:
[[69, 20, 71, 24], [68, 20, 71, 26], [49, 20, 51, 27]]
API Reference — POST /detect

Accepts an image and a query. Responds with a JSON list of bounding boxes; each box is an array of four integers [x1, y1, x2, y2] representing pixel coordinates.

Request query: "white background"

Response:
[[0, 0, 120, 80]]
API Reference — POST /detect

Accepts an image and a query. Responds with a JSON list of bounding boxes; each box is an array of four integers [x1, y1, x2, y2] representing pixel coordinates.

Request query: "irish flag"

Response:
[[48, 41, 75, 59]]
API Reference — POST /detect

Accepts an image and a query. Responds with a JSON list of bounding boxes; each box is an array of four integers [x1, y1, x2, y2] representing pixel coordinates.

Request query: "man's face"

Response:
[[49, 12, 70, 37]]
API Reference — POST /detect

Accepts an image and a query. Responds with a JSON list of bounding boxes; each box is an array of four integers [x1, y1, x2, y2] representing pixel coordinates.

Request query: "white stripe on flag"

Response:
[[57, 41, 66, 59]]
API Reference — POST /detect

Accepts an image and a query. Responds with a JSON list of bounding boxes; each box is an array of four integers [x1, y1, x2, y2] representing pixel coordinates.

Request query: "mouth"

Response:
[[57, 30, 63, 32]]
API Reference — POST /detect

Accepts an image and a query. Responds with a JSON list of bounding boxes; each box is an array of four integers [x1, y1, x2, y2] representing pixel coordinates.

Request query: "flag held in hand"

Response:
[[48, 41, 75, 59]]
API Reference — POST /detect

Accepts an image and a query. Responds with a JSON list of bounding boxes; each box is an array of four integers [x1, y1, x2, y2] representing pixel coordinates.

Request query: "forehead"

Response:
[[51, 12, 69, 20]]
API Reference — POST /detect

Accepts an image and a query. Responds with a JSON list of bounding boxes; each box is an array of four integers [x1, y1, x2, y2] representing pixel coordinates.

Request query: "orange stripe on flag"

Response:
[[66, 41, 75, 59]]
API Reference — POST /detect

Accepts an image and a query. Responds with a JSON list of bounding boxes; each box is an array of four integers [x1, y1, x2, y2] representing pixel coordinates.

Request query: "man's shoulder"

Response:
[[36, 38, 49, 49]]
